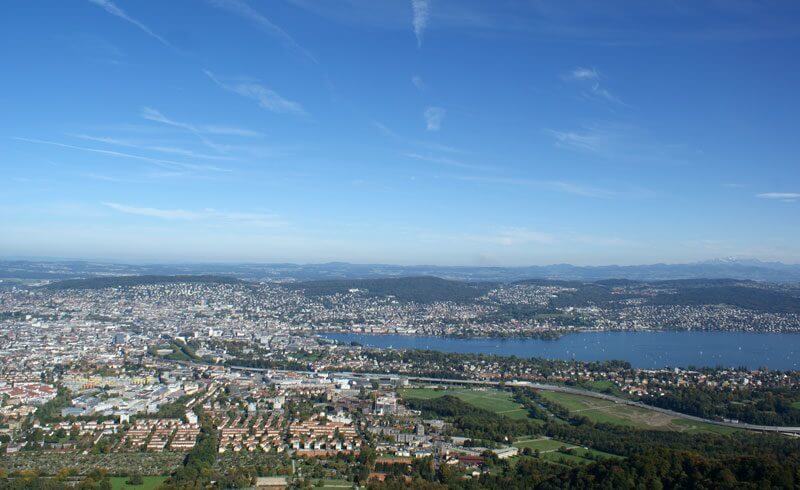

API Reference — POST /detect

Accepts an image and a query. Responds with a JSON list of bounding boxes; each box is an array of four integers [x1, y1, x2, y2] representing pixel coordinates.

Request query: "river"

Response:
[[322, 331, 800, 370]]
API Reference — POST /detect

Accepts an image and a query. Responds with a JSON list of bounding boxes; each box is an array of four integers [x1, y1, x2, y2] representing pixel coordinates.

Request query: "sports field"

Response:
[[400, 387, 533, 420]]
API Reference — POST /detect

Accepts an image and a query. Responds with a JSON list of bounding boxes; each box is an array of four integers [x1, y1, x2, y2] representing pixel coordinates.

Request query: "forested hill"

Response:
[[649, 284, 800, 314], [44, 275, 243, 290], [283, 276, 492, 303]]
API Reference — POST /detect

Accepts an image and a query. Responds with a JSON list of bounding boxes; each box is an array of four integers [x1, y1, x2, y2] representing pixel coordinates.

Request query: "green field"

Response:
[[110, 476, 167, 490], [540, 391, 742, 433], [541, 450, 594, 466], [540, 446, 623, 465], [541, 391, 708, 432], [513, 437, 622, 465], [671, 418, 741, 435], [400, 387, 534, 420], [540, 391, 660, 427], [401, 386, 743, 434], [513, 437, 568, 452], [792, 401, 800, 410], [570, 446, 622, 460]]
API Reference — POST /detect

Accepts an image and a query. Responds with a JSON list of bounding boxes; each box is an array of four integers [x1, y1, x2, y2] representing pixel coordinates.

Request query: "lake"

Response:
[[322, 331, 800, 370]]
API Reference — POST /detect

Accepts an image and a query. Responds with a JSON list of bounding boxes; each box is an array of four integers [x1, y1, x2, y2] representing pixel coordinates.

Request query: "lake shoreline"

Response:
[[317, 327, 800, 341], [321, 331, 800, 370]]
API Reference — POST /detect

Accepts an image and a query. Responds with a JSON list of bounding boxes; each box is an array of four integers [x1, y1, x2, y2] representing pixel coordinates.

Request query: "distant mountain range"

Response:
[[1, 258, 800, 283]]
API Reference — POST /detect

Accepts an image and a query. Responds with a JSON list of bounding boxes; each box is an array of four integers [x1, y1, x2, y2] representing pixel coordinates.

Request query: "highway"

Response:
[[223, 363, 800, 434]]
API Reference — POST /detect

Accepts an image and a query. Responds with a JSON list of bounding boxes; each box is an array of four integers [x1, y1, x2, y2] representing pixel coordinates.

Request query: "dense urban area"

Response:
[[1, 272, 800, 488]]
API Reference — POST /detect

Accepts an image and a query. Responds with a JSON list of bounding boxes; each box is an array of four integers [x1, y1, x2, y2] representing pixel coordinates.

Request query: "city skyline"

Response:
[[2, 1, 800, 265]]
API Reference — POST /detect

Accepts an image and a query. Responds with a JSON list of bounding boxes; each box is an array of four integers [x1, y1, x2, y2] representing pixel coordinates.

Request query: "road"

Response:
[[223, 363, 800, 434]]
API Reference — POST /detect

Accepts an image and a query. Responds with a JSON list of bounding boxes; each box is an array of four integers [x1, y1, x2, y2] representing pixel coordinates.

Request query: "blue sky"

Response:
[[1, 0, 799, 266]]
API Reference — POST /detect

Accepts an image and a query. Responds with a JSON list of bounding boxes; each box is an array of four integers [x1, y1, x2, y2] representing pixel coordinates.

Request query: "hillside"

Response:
[[44, 275, 243, 290], [506, 279, 800, 314], [283, 276, 490, 303], [648, 285, 800, 314]]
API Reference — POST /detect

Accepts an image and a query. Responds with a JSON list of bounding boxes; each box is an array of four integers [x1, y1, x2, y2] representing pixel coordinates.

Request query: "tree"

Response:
[[126, 473, 144, 486]]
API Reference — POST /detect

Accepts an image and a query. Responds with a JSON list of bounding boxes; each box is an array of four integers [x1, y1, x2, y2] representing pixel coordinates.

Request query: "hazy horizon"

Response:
[[3, 254, 799, 269]]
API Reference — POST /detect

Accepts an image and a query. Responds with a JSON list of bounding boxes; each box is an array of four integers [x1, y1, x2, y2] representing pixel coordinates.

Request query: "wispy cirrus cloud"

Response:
[[565, 67, 599, 81], [83, 172, 186, 184], [756, 192, 800, 202], [140, 107, 261, 138], [105, 202, 199, 220], [283, 1, 800, 46], [87, 0, 175, 50], [455, 174, 639, 199], [411, 75, 426, 91], [199, 126, 262, 137], [588, 85, 622, 105], [546, 123, 688, 166], [83, 172, 131, 183], [405, 153, 489, 170], [13, 137, 227, 172], [72, 134, 234, 161], [208, 0, 317, 63], [103, 202, 286, 227], [141, 108, 225, 152], [546, 180, 619, 198], [141, 107, 199, 132], [411, 0, 430, 47], [372, 121, 403, 140], [424, 106, 446, 131], [547, 128, 606, 153], [563, 66, 623, 105], [140, 107, 266, 156], [205, 70, 307, 116], [372, 121, 463, 154]]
